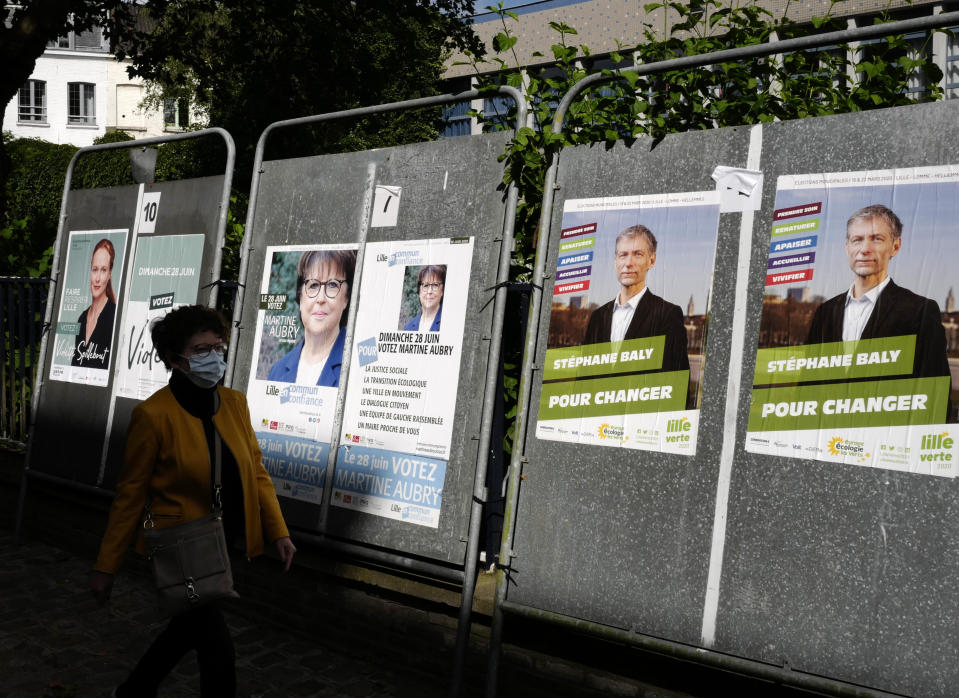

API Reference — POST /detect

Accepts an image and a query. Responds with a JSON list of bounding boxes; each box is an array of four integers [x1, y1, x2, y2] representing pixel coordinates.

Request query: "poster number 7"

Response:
[[371, 185, 401, 228], [139, 192, 162, 234]]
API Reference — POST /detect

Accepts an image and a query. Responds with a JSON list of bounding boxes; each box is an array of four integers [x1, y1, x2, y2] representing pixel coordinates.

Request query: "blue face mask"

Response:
[[185, 352, 227, 388]]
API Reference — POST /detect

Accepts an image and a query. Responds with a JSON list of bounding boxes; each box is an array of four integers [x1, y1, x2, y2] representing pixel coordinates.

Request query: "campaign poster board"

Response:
[[534, 192, 721, 456], [50, 229, 129, 386], [746, 165, 959, 476], [114, 234, 206, 399], [333, 237, 474, 528], [246, 244, 359, 504]]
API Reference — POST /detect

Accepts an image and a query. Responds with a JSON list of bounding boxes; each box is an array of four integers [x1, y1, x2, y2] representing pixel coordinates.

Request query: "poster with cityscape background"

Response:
[[746, 166, 959, 476], [535, 192, 721, 456]]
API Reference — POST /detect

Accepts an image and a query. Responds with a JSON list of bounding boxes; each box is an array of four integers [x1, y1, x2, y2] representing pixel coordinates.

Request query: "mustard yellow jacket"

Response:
[[94, 385, 290, 574]]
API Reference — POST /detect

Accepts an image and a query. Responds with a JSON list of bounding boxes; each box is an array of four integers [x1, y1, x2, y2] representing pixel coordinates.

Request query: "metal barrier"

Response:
[[487, 10, 959, 698], [0, 277, 49, 448], [16, 127, 235, 538], [231, 87, 526, 698]]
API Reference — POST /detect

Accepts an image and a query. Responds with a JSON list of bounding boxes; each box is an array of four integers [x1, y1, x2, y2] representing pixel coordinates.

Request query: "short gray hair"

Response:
[[615, 225, 657, 253], [846, 204, 902, 241]]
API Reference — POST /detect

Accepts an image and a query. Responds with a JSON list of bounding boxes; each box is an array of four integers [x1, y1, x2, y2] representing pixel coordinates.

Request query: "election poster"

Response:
[[535, 192, 721, 456], [246, 244, 359, 504], [746, 165, 959, 476], [115, 235, 205, 399], [333, 237, 473, 527], [50, 230, 129, 387]]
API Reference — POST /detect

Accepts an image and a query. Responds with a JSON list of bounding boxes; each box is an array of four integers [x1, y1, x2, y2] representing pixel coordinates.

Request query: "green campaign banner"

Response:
[[539, 370, 689, 421], [753, 335, 916, 385], [543, 336, 665, 381], [748, 376, 950, 432]]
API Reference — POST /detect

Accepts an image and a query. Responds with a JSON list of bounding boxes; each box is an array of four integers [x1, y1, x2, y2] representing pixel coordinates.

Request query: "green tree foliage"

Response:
[[1, 130, 229, 277], [109, 0, 483, 187], [464, 0, 945, 273]]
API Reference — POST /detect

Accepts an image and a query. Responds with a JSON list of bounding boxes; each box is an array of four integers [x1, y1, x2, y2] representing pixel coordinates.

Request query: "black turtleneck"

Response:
[[169, 370, 245, 548]]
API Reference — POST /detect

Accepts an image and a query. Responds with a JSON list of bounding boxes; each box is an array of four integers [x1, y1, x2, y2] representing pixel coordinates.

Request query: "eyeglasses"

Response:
[[184, 342, 227, 359], [304, 279, 347, 299], [419, 282, 443, 291]]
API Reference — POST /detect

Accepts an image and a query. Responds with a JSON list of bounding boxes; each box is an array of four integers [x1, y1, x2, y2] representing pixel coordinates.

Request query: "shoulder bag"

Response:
[[142, 421, 239, 617]]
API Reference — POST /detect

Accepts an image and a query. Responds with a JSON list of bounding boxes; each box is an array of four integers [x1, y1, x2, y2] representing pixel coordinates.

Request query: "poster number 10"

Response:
[[139, 192, 162, 234]]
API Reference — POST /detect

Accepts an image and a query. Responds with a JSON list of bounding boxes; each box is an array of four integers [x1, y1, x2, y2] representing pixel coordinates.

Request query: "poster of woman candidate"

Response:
[[114, 234, 206, 400], [535, 191, 721, 456], [50, 229, 129, 387], [333, 237, 473, 528], [245, 244, 359, 504], [746, 165, 959, 477]]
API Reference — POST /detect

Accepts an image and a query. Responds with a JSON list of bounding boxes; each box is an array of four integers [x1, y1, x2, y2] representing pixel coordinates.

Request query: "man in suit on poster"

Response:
[[583, 224, 689, 373], [805, 204, 950, 381]]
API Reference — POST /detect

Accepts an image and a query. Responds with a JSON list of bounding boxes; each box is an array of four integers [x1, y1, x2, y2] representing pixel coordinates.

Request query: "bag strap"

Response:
[[211, 423, 223, 515], [144, 387, 224, 528], [211, 389, 223, 516]]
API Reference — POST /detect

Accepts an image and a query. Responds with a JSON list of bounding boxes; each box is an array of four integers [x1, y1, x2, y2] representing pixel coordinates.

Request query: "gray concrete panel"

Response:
[[29, 184, 140, 484], [507, 126, 753, 643], [233, 133, 512, 564], [30, 177, 226, 487], [715, 100, 959, 697], [102, 176, 227, 488]]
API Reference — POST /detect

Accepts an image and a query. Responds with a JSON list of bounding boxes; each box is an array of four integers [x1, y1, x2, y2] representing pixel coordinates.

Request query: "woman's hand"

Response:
[[90, 570, 114, 606], [275, 537, 296, 572]]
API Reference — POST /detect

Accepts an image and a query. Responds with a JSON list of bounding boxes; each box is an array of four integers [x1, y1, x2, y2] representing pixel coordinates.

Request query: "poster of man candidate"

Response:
[[246, 244, 359, 504], [50, 229, 129, 387], [334, 237, 473, 528], [746, 166, 959, 477], [535, 192, 721, 456], [115, 235, 205, 400]]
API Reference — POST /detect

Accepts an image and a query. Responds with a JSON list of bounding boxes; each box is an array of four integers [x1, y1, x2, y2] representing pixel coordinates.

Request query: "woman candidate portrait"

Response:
[[402, 264, 446, 332], [267, 249, 356, 387], [72, 237, 117, 369]]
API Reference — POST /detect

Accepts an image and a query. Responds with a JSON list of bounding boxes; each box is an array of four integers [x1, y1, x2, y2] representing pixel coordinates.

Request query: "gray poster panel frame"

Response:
[[16, 129, 236, 537], [487, 13, 959, 698], [227, 88, 526, 695]]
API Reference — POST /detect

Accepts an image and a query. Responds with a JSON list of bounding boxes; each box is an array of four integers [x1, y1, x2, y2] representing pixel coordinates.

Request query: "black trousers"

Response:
[[118, 602, 236, 697]]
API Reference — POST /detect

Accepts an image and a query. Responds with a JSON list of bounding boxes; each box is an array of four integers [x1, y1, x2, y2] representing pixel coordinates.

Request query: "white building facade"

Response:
[[5, 23, 193, 147]]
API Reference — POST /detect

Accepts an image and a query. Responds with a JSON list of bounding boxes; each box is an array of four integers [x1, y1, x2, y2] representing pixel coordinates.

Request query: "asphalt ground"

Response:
[[0, 530, 454, 698]]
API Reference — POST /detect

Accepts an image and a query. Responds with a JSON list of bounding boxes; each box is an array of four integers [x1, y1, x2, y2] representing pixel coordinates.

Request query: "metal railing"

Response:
[[0, 277, 49, 449]]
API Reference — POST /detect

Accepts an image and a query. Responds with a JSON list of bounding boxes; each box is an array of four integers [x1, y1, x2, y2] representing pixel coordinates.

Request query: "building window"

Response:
[[48, 26, 106, 52], [68, 82, 96, 125], [18, 80, 46, 122], [946, 28, 959, 100], [163, 98, 190, 130], [440, 100, 472, 138]]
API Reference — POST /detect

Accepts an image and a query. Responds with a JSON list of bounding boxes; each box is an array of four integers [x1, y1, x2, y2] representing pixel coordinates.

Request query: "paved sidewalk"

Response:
[[0, 531, 447, 698]]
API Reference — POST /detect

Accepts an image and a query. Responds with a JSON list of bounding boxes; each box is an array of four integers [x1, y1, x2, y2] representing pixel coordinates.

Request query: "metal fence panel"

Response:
[[27, 174, 228, 487], [506, 126, 752, 642], [714, 99, 959, 697], [28, 184, 140, 483], [100, 175, 230, 488], [501, 98, 959, 698], [231, 131, 513, 565]]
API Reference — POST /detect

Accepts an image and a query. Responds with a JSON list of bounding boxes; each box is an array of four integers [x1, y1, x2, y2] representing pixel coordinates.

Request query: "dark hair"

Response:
[[846, 204, 902, 241], [91, 238, 117, 304], [150, 305, 227, 369], [417, 265, 446, 286], [615, 224, 657, 254], [295, 249, 356, 328]]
